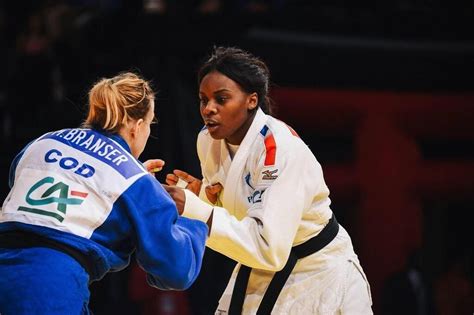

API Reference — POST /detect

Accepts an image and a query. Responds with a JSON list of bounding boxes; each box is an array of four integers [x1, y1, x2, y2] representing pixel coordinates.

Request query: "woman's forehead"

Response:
[[200, 71, 240, 92]]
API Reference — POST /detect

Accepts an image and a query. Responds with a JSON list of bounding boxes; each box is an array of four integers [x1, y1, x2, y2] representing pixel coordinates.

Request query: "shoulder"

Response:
[[122, 173, 172, 206], [12, 129, 66, 168], [257, 116, 309, 158]]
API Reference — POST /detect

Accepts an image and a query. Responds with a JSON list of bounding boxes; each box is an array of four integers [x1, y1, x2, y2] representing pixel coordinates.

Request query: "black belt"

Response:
[[228, 214, 339, 315], [0, 230, 94, 277]]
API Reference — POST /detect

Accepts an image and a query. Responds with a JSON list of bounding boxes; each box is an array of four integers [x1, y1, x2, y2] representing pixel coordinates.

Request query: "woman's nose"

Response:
[[202, 102, 217, 115]]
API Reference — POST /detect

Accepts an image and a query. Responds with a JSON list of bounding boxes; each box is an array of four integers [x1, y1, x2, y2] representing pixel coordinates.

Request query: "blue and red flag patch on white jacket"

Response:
[[260, 125, 276, 166]]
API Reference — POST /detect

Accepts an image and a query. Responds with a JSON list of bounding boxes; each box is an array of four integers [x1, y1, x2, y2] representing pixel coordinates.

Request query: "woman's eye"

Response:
[[199, 99, 207, 106], [216, 96, 227, 104]]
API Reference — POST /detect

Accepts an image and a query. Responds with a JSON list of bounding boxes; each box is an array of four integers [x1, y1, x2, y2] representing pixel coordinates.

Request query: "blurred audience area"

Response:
[[0, 1, 473, 314]]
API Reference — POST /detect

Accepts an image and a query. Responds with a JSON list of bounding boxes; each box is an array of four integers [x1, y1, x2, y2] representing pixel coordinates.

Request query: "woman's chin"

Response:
[[207, 127, 224, 140], [209, 132, 224, 140]]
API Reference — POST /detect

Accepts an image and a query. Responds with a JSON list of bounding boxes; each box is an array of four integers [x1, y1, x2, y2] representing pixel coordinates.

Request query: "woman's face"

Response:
[[199, 71, 257, 145]]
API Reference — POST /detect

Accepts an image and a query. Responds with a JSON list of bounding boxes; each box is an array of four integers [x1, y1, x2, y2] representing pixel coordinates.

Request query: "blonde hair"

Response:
[[83, 72, 155, 133]]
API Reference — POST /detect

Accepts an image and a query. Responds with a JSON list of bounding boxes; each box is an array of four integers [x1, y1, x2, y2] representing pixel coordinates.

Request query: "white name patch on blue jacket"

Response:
[[45, 129, 142, 179], [1, 129, 147, 238]]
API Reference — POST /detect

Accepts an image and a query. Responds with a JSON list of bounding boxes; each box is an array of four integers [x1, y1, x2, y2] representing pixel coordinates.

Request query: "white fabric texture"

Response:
[[187, 109, 373, 314], [182, 188, 214, 222]]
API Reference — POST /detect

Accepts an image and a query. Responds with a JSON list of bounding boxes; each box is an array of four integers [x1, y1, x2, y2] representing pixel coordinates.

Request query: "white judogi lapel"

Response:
[[221, 109, 267, 216], [199, 138, 230, 186]]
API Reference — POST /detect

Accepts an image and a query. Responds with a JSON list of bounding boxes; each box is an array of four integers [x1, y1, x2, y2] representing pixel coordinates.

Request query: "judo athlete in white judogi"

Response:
[[165, 47, 373, 314]]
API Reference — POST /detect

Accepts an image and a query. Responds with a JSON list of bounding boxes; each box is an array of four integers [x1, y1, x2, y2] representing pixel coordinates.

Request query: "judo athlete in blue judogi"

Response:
[[0, 72, 208, 314]]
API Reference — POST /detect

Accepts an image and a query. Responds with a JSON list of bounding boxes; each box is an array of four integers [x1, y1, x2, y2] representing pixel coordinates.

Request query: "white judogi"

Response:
[[183, 109, 373, 314]]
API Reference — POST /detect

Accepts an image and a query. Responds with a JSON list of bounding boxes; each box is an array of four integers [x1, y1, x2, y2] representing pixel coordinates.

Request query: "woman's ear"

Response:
[[131, 118, 144, 138], [247, 92, 258, 111]]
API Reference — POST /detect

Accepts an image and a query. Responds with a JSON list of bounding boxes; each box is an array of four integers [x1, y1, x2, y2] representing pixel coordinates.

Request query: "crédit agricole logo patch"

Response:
[[18, 176, 88, 222]]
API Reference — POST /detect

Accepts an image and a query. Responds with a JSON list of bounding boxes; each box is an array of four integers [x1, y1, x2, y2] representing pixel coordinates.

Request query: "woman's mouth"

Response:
[[206, 121, 220, 133]]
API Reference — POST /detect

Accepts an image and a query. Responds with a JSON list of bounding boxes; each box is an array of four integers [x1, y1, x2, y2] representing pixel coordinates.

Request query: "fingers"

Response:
[[167, 169, 195, 187], [176, 178, 188, 189], [143, 159, 165, 173], [206, 183, 223, 195], [166, 174, 189, 188], [162, 184, 179, 196], [165, 171, 192, 187], [205, 183, 223, 204], [165, 173, 179, 186], [173, 169, 187, 176], [173, 169, 198, 183], [165, 170, 202, 195]]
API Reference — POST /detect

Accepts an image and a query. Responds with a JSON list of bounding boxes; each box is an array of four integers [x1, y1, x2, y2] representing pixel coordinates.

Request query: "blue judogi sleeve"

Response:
[[120, 175, 208, 290]]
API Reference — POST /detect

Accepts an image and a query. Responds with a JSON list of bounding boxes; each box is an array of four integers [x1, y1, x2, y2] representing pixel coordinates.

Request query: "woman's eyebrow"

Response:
[[213, 89, 231, 94], [199, 88, 231, 96]]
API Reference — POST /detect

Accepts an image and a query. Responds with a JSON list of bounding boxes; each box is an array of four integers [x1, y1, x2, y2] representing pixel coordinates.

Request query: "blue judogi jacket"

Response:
[[0, 128, 207, 289]]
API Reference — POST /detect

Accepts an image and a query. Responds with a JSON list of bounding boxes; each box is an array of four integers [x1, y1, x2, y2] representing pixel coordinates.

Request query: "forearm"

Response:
[[182, 189, 298, 271]]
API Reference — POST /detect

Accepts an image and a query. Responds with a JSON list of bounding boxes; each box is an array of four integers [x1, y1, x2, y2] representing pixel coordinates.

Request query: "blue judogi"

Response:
[[0, 128, 208, 314]]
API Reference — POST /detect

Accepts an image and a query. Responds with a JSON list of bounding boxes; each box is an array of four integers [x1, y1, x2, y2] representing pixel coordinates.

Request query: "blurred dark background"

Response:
[[1, 0, 474, 314]]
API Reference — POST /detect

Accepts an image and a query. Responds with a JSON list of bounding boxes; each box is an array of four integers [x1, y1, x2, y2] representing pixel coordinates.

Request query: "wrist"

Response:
[[182, 189, 214, 223]]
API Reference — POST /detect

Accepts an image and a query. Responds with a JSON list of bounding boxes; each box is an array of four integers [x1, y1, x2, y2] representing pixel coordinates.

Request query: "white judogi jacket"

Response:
[[183, 109, 372, 314]]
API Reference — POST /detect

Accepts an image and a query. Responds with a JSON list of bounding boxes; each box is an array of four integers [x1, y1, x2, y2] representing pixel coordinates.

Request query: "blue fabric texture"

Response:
[[0, 128, 208, 312], [0, 247, 90, 314]]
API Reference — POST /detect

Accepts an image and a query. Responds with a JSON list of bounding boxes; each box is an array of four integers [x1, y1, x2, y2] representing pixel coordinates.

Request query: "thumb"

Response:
[[207, 183, 223, 194], [205, 183, 222, 203], [144, 159, 165, 173]]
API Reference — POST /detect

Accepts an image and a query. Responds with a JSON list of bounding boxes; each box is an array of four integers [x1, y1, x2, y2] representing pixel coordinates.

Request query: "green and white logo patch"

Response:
[[18, 176, 88, 222]]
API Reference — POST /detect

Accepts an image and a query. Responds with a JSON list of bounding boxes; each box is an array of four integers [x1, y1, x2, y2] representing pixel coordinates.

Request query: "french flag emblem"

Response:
[[260, 126, 276, 166]]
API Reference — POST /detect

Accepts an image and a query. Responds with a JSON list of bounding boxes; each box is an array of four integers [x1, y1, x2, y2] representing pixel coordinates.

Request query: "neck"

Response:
[[226, 110, 257, 145], [118, 127, 136, 158]]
